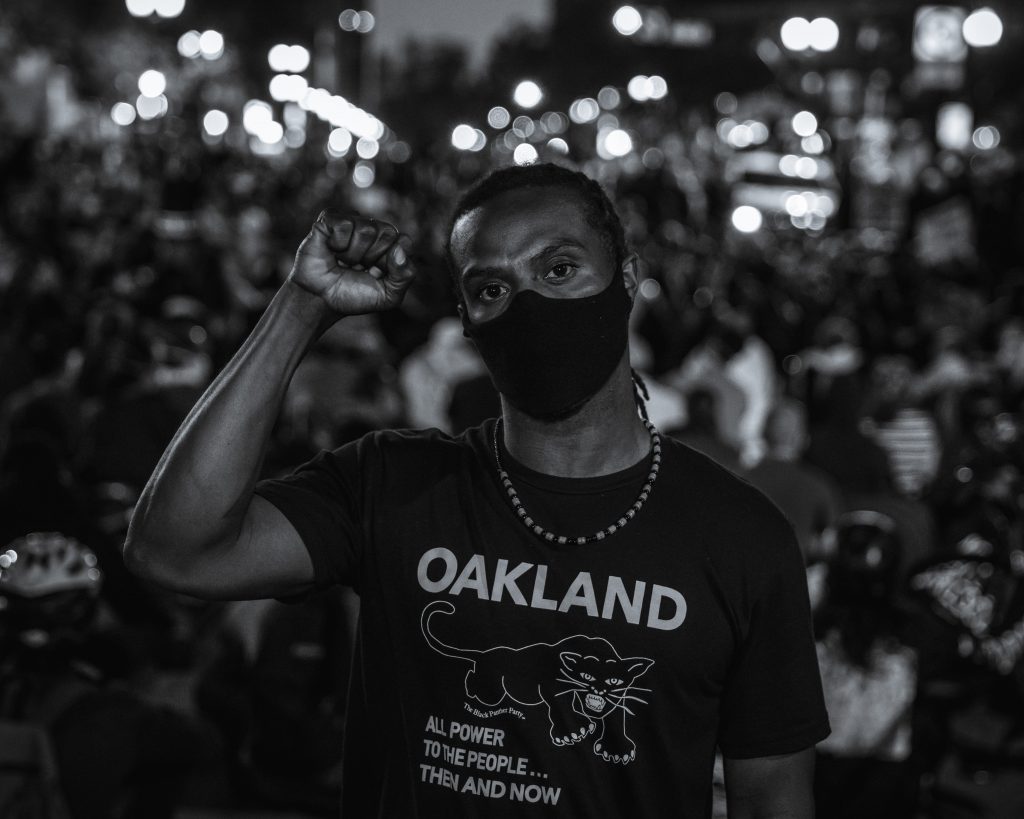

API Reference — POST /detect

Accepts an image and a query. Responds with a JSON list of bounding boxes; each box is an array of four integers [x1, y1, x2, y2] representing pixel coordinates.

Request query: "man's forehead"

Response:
[[451, 186, 595, 257]]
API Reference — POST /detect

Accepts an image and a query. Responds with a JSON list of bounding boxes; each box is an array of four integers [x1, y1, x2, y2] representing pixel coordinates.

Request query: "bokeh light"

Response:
[[639, 278, 661, 300], [269, 74, 309, 103], [513, 143, 538, 165], [242, 100, 273, 134], [781, 17, 839, 51], [199, 30, 225, 60], [937, 102, 973, 150], [597, 86, 621, 109], [628, 75, 652, 102], [356, 11, 375, 33], [356, 137, 379, 159], [728, 123, 753, 149], [138, 70, 166, 98], [547, 138, 569, 154], [972, 125, 1000, 150], [569, 98, 600, 124], [202, 110, 229, 137], [602, 129, 633, 157], [540, 111, 568, 134], [779, 154, 799, 176], [110, 102, 136, 127], [258, 121, 284, 144], [201, 33, 225, 60], [328, 128, 353, 156], [135, 93, 168, 120], [283, 103, 306, 129], [963, 8, 1003, 47], [801, 133, 825, 154], [154, 0, 186, 18], [387, 141, 411, 163], [715, 92, 738, 114], [612, 6, 643, 36], [648, 75, 668, 100], [487, 106, 510, 129], [268, 45, 291, 73], [731, 206, 762, 233], [511, 116, 535, 138], [780, 17, 812, 51], [785, 193, 810, 218], [338, 10, 360, 31], [452, 124, 477, 150], [352, 162, 375, 187], [177, 31, 201, 58], [125, 0, 156, 17], [795, 156, 819, 179], [792, 111, 818, 137], [337, 9, 376, 32], [808, 18, 840, 52], [513, 80, 543, 108]]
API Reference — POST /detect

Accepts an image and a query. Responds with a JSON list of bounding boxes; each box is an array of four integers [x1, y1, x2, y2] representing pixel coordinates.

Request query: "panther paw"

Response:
[[594, 741, 636, 764], [551, 722, 594, 746]]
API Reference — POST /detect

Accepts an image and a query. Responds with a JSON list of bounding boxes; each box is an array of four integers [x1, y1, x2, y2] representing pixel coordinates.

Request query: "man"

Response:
[[126, 163, 829, 817]]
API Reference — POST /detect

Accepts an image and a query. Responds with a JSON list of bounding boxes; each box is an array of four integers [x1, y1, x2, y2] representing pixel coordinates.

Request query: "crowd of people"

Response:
[[2, 9, 1024, 818]]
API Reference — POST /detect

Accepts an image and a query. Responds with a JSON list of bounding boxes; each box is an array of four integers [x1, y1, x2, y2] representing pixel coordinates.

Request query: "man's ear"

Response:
[[621, 253, 640, 303], [456, 302, 473, 338]]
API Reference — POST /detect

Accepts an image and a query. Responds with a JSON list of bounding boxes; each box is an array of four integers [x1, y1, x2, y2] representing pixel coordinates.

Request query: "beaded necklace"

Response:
[[492, 415, 661, 546]]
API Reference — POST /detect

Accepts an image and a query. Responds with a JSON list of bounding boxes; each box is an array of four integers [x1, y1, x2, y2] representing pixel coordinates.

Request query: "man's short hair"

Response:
[[444, 163, 628, 296]]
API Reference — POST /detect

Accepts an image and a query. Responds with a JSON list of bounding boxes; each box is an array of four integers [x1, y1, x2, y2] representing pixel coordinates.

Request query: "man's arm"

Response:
[[123, 212, 413, 600], [724, 748, 816, 819]]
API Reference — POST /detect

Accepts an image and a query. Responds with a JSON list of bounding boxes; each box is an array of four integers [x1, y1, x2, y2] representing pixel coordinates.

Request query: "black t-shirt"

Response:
[[254, 420, 829, 818]]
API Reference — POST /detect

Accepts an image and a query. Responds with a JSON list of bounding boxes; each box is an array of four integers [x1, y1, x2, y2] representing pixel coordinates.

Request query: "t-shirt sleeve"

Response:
[[253, 440, 366, 591], [717, 518, 831, 758]]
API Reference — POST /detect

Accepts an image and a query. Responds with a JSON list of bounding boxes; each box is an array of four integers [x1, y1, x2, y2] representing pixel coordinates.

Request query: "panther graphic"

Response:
[[421, 600, 654, 764]]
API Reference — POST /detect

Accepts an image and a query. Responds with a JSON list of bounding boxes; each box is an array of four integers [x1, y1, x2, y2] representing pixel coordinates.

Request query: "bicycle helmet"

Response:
[[0, 533, 103, 637]]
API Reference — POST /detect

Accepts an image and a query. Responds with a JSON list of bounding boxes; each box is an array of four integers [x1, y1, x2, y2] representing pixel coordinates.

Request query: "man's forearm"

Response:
[[724, 749, 816, 819], [124, 280, 332, 571]]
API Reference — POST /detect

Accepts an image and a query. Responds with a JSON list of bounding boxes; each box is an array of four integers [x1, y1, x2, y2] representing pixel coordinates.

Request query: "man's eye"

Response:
[[545, 262, 577, 280], [477, 283, 507, 302]]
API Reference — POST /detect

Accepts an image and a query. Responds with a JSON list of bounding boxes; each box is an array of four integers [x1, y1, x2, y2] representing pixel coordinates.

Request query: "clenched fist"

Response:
[[288, 210, 415, 316]]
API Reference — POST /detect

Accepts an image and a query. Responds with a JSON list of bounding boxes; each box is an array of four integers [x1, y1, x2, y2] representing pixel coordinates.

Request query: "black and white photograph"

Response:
[[1, 1, 1022, 817]]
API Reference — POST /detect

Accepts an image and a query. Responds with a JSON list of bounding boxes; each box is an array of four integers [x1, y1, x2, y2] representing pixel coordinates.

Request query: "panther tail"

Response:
[[420, 600, 480, 660]]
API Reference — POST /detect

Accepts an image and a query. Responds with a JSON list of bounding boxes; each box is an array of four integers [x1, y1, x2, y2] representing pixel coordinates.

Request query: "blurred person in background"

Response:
[[862, 354, 943, 500], [803, 365, 893, 500], [744, 398, 842, 563], [278, 313, 404, 459], [0, 533, 210, 819], [994, 317, 1024, 407], [125, 163, 828, 818], [667, 387, 743, 474], [447, 368, 503, 434], [399, 315, 487, 432], [195, 586, 355, 816], [811, 512, 924, 819], [905, 504, 1024, 819], [670, 309, 776, 466]]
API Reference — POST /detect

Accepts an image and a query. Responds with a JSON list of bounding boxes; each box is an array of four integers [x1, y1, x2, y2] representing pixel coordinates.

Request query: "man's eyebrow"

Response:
[[528, 239, 587, 262], [460, 265, 501, 284], [460, 239, 587, 283]]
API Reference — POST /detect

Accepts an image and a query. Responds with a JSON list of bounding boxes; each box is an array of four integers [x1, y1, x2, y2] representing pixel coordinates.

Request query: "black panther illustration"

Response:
[[421, 601, 654, 764]]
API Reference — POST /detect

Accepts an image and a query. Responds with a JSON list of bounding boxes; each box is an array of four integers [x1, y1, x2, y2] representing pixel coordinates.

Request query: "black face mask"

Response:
[[462, 269, 632, 420]]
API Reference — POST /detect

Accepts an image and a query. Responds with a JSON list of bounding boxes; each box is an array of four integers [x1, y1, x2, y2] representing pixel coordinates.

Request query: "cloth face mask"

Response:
[[462, 269, 632, 420]]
